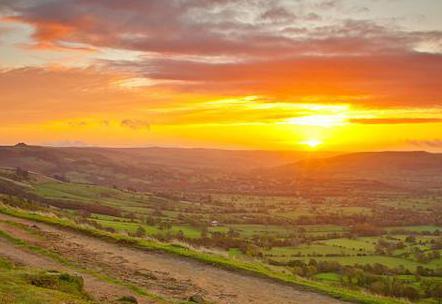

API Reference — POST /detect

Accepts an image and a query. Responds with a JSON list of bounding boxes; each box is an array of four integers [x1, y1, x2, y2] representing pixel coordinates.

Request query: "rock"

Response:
[[188, 294, 205, 303], [134, 269, 158, 280], [28, 272, 84, 292], [117, 295, 138, 303]]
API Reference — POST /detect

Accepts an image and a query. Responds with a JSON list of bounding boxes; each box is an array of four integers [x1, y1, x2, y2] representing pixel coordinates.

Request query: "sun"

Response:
[[301, 139, 322, 148]]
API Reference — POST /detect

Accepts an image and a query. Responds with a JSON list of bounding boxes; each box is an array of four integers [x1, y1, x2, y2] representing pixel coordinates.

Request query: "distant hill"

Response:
[[0, 144, 333, 192], [267, 151, 442, 189], [2, 145, 441, 193]]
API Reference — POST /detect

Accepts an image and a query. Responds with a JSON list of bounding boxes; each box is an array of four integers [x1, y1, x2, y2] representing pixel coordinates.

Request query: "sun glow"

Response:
[[301, 139, 322, 148], [286, 114, 348, 128]]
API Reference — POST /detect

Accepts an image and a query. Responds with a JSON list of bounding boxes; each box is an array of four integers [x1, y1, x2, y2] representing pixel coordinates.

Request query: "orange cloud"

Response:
[[3, 0, 442, 109], [1, 0, 442, 150], [351, 118, 442, 124]]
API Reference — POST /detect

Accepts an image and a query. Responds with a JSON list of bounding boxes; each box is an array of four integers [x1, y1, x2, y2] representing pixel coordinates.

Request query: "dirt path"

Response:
[[0, 226, 157, 304], [0, 238, 156, 304], [0, 213, 346, 304]]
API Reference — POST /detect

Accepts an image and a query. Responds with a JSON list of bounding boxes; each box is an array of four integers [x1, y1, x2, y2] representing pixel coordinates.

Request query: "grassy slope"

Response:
[[0, 224, 178, 304], [0, 257, 93, 304], [0, 204, 407, 304]]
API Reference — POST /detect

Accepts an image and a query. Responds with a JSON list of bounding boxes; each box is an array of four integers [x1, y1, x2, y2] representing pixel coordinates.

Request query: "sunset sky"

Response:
[[1, 0, 442, 151]]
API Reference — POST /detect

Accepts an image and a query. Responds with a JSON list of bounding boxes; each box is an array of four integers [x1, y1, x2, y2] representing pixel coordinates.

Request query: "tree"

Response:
[[15, 167, 29, 180], [135, 226, 146, 238], [369, 280, 386, 295], [144, 216, 156, 226], [402, 286, 419, 301], [176, 230, 185, 240], [159, 221, 171, 231], [200, 226, 209, 238], [405, 235, 416, 243], [424, 282, 442, 304], [227, 228, 239, 238], [351, 223, 384, 236]]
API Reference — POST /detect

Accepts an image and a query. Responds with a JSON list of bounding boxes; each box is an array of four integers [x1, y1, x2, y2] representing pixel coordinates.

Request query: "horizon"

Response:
[[2, 142, 441, 155], [1, 0, 442, 151]]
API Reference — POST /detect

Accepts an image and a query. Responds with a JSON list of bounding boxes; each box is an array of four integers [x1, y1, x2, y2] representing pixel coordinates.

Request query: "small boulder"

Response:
[[188, 294, 205, 303]]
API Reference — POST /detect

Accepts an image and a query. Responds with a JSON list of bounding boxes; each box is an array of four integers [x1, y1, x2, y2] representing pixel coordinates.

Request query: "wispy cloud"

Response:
[[121, 119, 150, 130], [43, 140, 90, 147], [351, 118, 442, 124], [408, 139, 442, 148]]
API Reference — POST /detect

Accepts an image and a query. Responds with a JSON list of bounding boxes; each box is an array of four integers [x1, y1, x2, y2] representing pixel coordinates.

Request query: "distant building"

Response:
[[210, 220, 219, 227]]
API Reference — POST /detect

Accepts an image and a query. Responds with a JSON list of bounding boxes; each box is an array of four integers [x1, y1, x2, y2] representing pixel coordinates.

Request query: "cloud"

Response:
[[259, 6, 297, 23], [5, 0, 441, 57], [351, 118, 442, 124], [317, 0, 341, 10], [68, 121, 88, 127], [121, 119, 150, 130], [2, 0, 441, 110], [408, 139, 442, 148], [43, 140, 90, 147], [113, 52, 442, 107], [0, 66, 170, 124]]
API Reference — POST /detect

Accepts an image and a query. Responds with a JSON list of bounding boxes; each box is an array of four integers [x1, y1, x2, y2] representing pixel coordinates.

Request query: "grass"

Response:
[[93, 217, 203, 238], [0, 203, 408, 304], [265, 244, 357, 260], [32, 181, 151, 212], [386, 226, 442, 233], [296, 255, 429, 271], [0, 222, 176, 304], [0, 256, 93, 304], [314, 272, 342, 283], [321, 238, 377, 252]]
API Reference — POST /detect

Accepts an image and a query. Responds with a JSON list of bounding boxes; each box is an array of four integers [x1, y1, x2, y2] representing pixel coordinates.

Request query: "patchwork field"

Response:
[[1, 157, 442, 303]]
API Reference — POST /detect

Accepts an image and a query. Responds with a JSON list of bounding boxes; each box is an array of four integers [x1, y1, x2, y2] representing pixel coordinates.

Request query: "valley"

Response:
[[0, 145, 441, 303]]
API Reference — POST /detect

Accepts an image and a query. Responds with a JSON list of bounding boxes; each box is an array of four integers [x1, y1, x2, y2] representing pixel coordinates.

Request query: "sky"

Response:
[[0, 0, 442, 151]]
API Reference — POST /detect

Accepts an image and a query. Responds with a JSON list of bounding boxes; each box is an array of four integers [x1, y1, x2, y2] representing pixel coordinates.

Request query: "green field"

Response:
[[1, 168, 442, 303], [321, 238, 377, 252]]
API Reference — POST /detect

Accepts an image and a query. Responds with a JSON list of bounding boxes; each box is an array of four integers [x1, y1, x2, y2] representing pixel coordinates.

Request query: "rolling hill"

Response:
[[0, 144, 332, 192], [1, 144, 441, 193], [268, 151, 442, 190]]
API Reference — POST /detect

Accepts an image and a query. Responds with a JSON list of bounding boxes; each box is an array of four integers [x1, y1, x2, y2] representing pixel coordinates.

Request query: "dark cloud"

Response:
[[317, 0, 341, 10], [121, 119, 150, 130], [260, 6, 297, 23], [6, 0, 440, 57]]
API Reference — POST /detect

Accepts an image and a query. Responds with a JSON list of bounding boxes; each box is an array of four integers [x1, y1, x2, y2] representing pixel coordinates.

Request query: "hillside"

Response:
[[268, 151, 442, 190], [1, 145, 442, 193], [0, 144, 333, 192]]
